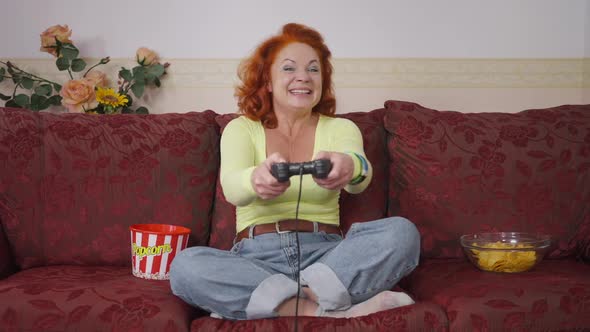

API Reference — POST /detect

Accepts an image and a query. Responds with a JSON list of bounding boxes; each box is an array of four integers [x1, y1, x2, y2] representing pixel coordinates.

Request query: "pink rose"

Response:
[[84, 70, 108, 88], [136, 47, 159, 66], [40, 24, 73, 57], [60, 79, 98, 113]]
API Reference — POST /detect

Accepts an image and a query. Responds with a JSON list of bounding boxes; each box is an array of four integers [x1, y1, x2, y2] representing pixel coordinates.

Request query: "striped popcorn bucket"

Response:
[[129, 224, 191, 280]]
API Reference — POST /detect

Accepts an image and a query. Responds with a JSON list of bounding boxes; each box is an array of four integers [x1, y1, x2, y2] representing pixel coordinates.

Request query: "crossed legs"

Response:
[[169, 217, 420, 320]]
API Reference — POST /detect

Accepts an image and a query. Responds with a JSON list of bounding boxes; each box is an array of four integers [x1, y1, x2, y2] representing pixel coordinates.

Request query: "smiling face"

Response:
[[268, 42, 322, 115]]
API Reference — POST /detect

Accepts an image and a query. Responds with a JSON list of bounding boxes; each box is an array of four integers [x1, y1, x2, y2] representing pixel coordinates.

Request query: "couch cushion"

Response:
[[209, 110, 389, 250], [0, 266, 199, 332], [0, 107, 220, 268], [0, 222, 15, 279], [384, 101, 590, 259], [338, 109, 389, 233], [191, 301, 448, 331], [208, 114, 238, 250], [405, 259, 590, 331]]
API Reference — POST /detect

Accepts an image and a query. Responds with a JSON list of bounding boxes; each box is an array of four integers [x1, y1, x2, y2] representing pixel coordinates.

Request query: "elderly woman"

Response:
[[170, 23, 420, 320]]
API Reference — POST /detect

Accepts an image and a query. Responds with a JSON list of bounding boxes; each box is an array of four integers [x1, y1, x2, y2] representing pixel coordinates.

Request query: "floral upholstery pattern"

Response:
[[0, 107, 220, 269], [0, 266, 199, 332], [191, 301, 448, 332], [406, 259, 590, 331], [384, 101, 590, 259], [209, 110, 389, 250]]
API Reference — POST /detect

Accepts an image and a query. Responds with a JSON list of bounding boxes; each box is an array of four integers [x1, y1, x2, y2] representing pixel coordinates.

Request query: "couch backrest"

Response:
[[0, 107, 220, 269], [383, 100, 590, 259], [209, 110, 390, 250]]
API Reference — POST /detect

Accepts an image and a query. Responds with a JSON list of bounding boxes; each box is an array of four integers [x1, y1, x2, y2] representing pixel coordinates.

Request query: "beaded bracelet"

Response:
[[349, 152, 369, 185]]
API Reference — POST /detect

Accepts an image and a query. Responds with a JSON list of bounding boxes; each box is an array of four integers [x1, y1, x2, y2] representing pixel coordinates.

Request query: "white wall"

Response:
[[1, 1, 588, 112], [586, 0, 590, 58], [1, 0, 587, 59], [585, 1, 590, 103], [582, 1, 590, 104]]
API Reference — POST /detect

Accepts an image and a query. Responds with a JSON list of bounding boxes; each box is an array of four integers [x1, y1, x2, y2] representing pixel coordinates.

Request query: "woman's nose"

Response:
[[295, 69, 310, 82]]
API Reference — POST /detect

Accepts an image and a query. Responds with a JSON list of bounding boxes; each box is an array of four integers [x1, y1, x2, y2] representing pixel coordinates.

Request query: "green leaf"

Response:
[[14, 94, 30, 107], [130, 82, 145, 98], [71, 58, 87, 72], [147, 64, 165, 78], [60, 43, 79, 60], [0, 93, 11, 101], [35, 84, 53, 96], [154, 77, 161, 88], [46, 95, 62, 106], [21, 77, 34, 89], [132, 66, 146, 82], [5, 99, 21, 108], [144, 64, 165, 85], [30, 94, 48, 111], [119, 68, 133, 82], [56, 57, 70, 71], [94, 104, 106, 114], [135, 106, 149, 114], [0, 67, 5, 82], [53, 83, 62, 92], [121, 107, 133, 114], [39, 96, 55, 110]]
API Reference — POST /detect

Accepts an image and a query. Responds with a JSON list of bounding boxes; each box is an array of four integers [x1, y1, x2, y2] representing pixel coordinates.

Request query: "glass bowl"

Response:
[[460, 232, 551, 273]]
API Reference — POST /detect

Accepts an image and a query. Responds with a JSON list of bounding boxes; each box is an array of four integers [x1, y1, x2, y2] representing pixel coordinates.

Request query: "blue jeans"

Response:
[[169, 217, 420, 320]]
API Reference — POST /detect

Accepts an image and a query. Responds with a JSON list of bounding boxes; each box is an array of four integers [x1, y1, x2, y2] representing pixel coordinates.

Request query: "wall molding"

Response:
[[2, 58, 587, 89], [583, 58, 590, 88]]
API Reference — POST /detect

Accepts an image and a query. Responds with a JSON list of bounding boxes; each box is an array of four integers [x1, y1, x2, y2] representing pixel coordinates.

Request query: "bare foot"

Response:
[[277, 296, 318, 317], [320, 291, 414, 318]]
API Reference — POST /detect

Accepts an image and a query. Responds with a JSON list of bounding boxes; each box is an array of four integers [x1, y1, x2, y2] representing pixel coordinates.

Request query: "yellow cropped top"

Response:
[[220, 114, 373, 233]]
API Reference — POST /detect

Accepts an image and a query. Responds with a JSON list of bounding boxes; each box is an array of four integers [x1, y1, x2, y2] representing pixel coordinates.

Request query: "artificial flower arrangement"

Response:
[[0, 25, 169, 114]]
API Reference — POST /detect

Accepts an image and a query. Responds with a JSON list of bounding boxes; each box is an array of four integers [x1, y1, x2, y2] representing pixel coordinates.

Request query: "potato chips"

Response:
[[470, 241, 537, 273]]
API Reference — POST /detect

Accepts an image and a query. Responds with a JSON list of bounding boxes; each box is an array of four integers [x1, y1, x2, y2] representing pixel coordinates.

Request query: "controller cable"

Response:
[[293, 165, 304, 332]]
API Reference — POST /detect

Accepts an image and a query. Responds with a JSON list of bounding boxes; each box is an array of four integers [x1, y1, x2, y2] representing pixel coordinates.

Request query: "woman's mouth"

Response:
[[289, 89, 311, 95]]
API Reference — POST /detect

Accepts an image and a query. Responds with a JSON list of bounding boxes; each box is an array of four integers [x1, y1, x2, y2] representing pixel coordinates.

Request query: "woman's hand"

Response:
[[251, 152, 290, 200], [312, 151, 355, 191]]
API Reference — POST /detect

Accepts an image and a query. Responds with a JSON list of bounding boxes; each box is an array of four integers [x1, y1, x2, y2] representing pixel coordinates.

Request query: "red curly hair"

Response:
[[235, 23, 336, 128]]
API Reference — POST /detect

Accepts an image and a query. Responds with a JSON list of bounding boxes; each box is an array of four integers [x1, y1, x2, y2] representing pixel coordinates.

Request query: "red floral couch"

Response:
[[0, 101, 589, 332]]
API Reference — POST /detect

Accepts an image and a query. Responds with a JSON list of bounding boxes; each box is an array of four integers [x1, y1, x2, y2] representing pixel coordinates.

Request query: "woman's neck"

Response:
[[274, 109, 316, 139]]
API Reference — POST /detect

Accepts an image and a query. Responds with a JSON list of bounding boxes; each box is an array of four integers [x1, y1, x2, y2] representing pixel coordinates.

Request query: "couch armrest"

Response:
[[0, 218, 16, 279]]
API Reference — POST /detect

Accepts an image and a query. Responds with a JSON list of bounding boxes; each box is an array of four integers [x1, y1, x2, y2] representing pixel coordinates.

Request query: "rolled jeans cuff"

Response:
[[245, 274, 298, 319], [301, 262, 351, 311]]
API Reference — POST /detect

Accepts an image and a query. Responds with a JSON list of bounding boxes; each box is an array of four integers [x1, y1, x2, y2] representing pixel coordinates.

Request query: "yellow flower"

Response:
[[96, 87, 128, 107]]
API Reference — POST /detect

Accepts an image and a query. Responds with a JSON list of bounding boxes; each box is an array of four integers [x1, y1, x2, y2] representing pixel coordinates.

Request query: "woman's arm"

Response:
[[219, 118, 258, 206], [314, 118, 373, 194], [331, 119, 373, 194]]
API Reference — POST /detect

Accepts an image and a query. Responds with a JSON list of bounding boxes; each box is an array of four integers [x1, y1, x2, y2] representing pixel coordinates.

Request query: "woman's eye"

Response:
[[308, 67, 319, 73], [282, 66, 295, 72]]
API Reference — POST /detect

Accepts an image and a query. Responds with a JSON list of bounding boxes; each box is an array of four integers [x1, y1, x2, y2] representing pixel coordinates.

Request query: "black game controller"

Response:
[[271, 159, 333, 182]]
